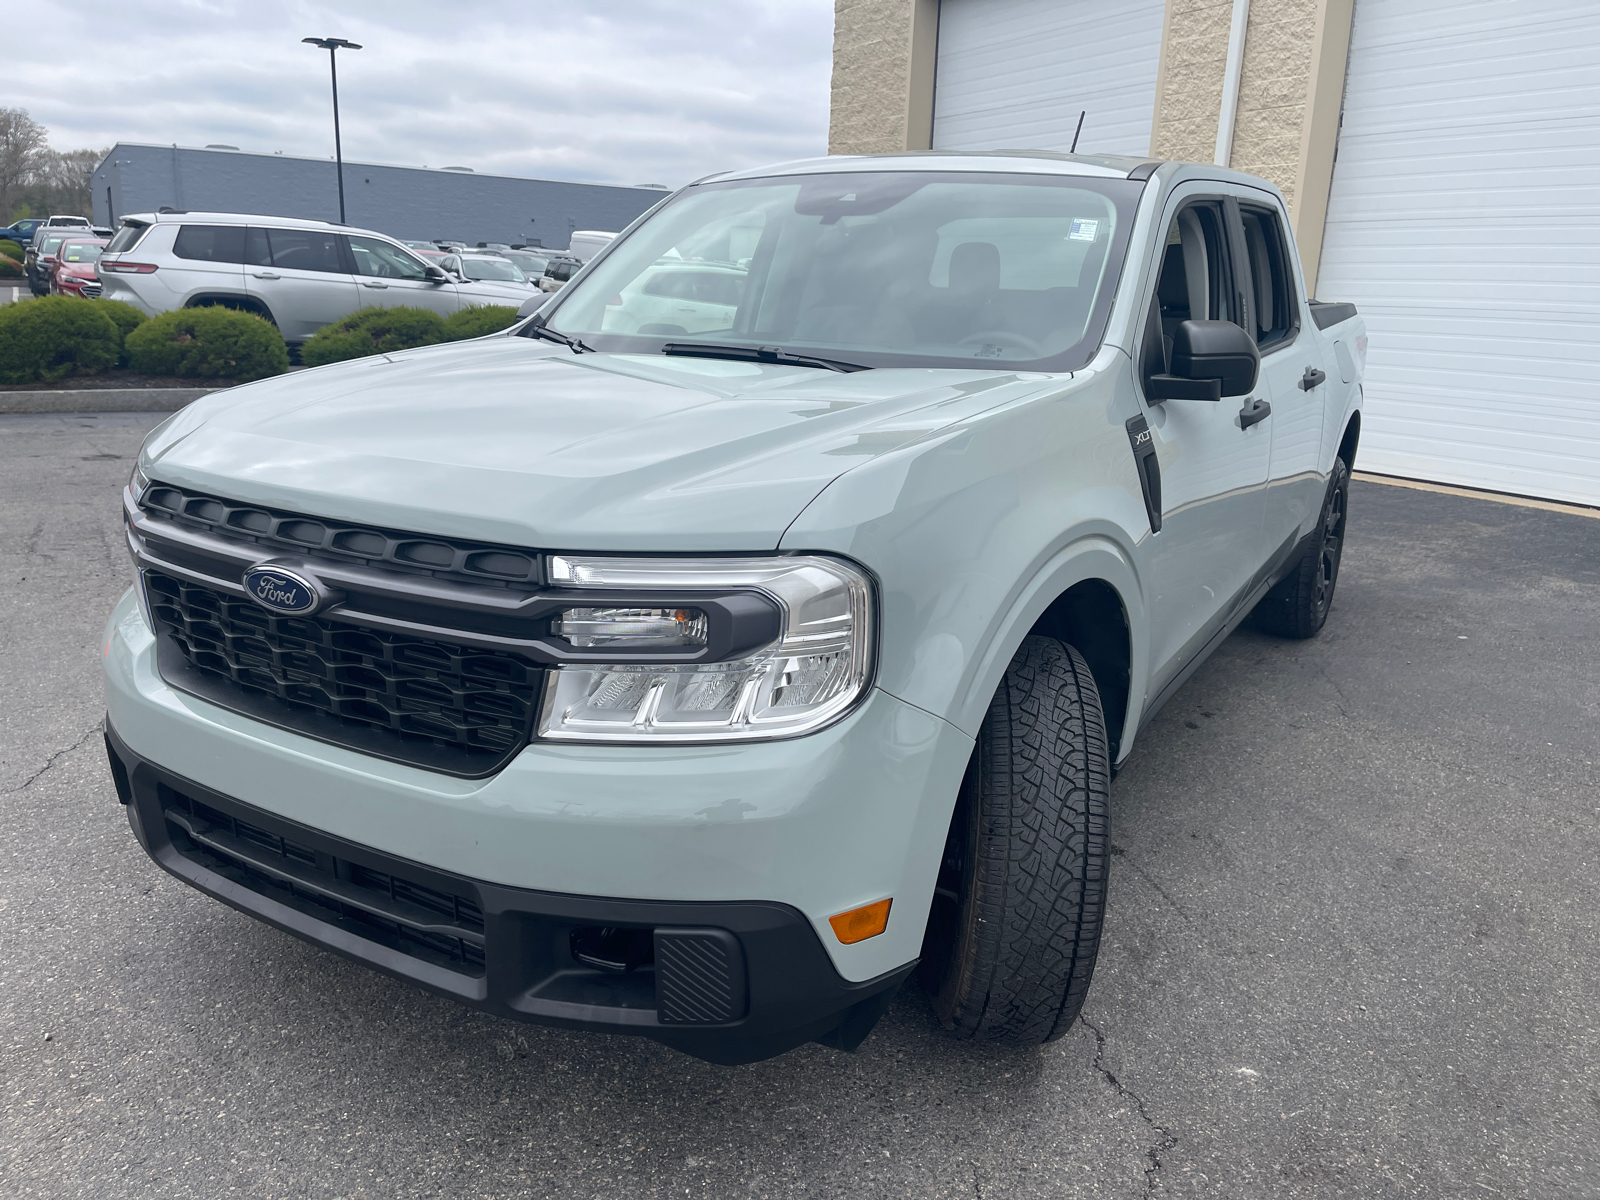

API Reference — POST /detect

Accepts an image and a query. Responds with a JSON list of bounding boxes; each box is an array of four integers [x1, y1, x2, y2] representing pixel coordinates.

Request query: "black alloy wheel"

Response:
[[1252, 456, 1350, 639]]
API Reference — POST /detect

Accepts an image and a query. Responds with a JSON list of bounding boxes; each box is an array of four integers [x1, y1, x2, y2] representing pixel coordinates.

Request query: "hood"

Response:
[[143, 338, 1065, 551], [458, 279, 538, 303]]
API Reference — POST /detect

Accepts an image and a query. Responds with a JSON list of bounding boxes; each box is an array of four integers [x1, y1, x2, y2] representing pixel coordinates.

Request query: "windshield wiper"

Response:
[[661, 342, 871, 373], [523, 320, 593, 354]]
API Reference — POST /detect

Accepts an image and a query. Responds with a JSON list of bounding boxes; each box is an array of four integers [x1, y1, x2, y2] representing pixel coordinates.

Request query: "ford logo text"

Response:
[[242, 565, 321, 615]]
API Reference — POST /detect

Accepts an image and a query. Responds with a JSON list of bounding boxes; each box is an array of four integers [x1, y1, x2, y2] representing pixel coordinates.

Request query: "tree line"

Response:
[[1, 107, 108, 224]]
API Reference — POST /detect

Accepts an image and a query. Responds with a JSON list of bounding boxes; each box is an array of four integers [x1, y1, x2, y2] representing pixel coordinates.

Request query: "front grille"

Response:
[[141, 483, 541, 589], [160, 782, 486, 975], [146, 570, 540, 775], [81, 281, 102, 297]]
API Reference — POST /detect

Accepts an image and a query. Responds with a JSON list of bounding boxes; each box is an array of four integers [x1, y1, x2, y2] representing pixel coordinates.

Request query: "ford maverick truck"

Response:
[[103, 152, 1365, 1064]]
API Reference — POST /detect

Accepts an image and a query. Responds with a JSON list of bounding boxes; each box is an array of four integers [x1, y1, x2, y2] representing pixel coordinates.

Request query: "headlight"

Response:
[[538, 554, 875, 743], [125, 460, 154, 631]]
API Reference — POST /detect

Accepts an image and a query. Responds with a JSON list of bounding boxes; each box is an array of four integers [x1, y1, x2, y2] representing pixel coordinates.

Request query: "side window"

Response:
[[172, 225, 245, 263], [1237, 205, 1300, 349], [347, 235, 429, 280], [1140, 200, 1238, 383], [264, 229, 345, 274]]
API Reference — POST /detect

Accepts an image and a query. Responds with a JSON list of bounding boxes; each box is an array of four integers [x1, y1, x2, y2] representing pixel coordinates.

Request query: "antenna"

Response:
[[1070, 111, 1086, 154]]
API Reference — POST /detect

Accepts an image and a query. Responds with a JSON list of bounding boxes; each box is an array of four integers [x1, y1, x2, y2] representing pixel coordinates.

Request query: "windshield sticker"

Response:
[[1068, 218, 1100, 242]]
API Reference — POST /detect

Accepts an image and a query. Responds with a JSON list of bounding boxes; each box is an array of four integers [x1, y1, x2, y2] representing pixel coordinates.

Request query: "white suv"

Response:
[[97, 212, 531, 342]]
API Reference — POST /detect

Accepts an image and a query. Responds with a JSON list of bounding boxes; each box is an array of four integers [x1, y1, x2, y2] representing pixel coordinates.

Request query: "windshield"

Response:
[[60, 242, 104, 263], [539, 170, 1143, 371], [464, 258, 526, 282]]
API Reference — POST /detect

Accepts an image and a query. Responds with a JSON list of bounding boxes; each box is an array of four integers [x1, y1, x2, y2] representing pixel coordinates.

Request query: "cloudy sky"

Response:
[[5, 0, 836, 188]]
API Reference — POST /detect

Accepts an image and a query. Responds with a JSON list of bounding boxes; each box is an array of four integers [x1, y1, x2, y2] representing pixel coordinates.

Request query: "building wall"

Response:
[[91, 144, 666, 251], [827, 0, 1353, 289]]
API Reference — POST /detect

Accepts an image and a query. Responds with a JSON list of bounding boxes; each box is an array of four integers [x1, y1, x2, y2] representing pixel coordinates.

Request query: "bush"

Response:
[[0, 294, 120, 384], [0, 238, 23, 261], [300, 306, 446, 366], [0, 255, 21, 278], [96, 299, 149, 366], [443, 304, 520, 341], [125, 306, 289, 381]]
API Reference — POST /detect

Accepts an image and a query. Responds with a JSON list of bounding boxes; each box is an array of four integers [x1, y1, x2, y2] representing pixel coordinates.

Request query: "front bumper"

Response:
[[106, 721, 911, 1063]]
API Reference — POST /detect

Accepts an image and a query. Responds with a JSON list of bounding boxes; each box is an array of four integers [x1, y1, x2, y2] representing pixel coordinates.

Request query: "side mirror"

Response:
[[516, 294, 548, 318], [1147, 319, 1260, 401], [424, 265, 449, 282]]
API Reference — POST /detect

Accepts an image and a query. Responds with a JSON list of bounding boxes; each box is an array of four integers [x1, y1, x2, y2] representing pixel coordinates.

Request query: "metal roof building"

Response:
[[91, 143, 667, 251]]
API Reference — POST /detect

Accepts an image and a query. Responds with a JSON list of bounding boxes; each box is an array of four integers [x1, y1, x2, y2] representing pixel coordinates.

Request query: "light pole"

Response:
[[302, 36, 362, 223]]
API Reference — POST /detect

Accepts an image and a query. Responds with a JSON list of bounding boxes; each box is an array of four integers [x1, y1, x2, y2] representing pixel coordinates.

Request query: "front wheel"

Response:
[[920, 635, 1110, 1042]]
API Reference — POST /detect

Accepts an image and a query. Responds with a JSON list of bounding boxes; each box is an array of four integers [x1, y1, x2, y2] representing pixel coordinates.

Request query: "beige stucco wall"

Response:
[[1150, 0, 1236, 166], [829, 0, 938, 155]]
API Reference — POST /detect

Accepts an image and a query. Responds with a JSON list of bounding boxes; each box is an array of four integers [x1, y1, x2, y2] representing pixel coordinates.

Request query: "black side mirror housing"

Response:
[[1147, 319, 1260, 401]]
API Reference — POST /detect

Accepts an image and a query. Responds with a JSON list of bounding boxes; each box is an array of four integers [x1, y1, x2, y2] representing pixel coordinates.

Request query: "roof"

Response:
[[708, 150, 1153, 184]]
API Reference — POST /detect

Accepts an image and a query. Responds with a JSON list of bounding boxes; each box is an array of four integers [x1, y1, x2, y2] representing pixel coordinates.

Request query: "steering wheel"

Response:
[[955, 330, 1046, 359]]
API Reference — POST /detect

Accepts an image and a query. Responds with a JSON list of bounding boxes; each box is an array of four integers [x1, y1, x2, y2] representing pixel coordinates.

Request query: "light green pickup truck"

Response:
[[104, 151, 1364, 1064]]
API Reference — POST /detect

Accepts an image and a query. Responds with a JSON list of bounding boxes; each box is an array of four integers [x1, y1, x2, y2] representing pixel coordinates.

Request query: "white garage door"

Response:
[[1316, 0, 1600, 506], [932, 0, 1166, 157]]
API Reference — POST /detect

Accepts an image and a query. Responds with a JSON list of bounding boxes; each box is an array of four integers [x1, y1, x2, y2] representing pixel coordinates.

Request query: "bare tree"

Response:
[[0, 107, 48, 221], [32, 147, 103, 217]]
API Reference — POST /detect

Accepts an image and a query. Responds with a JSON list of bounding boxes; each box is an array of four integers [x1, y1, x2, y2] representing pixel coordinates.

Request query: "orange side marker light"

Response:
[[829, 898, 892, 945]]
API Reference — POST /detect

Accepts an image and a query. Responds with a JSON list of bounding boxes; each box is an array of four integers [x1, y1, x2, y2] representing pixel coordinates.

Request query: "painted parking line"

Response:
[[1353, 471, 1600, 520]]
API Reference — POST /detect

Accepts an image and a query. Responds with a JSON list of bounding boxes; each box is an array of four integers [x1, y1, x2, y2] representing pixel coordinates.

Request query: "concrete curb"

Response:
[[0, 387, 224, 414]]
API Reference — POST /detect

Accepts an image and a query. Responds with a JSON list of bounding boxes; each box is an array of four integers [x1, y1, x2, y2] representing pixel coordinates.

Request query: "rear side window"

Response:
[[173, 225, 246, 263], [1238, 205, 1300, 349], [257, 228, 346, 274], [105, 222, 150, 254]]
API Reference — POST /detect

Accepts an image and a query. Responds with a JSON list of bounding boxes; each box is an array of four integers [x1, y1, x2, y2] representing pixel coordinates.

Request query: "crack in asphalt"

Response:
[[3, 723, 100, 797], [1081, 1016, 1177, 1199]]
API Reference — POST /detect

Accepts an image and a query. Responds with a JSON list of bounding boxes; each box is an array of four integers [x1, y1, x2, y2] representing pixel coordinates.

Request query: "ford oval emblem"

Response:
[[242, 565, 321, 615]]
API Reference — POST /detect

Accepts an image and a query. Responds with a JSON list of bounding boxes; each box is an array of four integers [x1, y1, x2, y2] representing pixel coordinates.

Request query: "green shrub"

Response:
[[442, 304, 520, 341], [0, 238, 23, 261], [0, 294, 120, 384], [0, 255, 21, 278], [125, 306, 288, 381], [300, 306, 446, 366], [96, 299, 149, 366]]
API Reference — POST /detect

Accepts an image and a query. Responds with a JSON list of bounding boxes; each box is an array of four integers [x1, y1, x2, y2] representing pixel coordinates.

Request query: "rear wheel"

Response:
[[1252, 457, 1350, 638], [920, 635, 1110, 1042]]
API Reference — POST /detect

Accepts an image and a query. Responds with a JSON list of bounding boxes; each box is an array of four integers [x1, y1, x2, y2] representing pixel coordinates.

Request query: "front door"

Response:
[[245, 227, 361, 341], [1133, 190, 1273, 700], [345, 234, 460, 317]]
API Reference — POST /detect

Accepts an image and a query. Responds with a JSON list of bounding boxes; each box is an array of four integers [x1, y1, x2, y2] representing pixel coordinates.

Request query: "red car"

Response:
[[51, 238, 109, 298]]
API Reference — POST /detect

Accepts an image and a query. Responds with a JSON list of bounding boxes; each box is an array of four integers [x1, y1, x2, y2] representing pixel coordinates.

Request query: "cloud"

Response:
[[2, 0, 835, 188]]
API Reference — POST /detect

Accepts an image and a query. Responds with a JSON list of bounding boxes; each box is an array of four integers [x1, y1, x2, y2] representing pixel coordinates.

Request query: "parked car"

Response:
[[501, 249, 549, 279], [0, 218, 46, 246], [49, 237, 108, 298], [104, 151, 1364, 1065], [94, 212, 537, 342], [437, 251, 540, 301], [25, 230, 76, 295], [43, 214, 93, 229], [536, 254, 583, 293]]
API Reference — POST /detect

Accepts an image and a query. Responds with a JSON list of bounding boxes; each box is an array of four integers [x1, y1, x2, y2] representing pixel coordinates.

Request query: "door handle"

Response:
[[361, 281, 388, 289], [1239, 397, 1272, 430], [251, 271, 279, 280], [1299, 366, 1326, 391]]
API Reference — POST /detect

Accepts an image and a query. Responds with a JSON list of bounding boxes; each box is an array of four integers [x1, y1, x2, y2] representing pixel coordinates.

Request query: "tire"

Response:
[[920, 635, 1110, 1043], [1252, 457, 1350, 639]]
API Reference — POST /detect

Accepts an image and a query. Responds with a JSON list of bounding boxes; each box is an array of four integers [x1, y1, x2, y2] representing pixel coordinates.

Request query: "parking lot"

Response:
[[3, 411, 1597, 1199]]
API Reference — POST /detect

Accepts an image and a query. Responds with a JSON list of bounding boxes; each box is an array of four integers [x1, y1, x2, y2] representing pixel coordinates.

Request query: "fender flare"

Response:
[[940, 534, 1149, 761]]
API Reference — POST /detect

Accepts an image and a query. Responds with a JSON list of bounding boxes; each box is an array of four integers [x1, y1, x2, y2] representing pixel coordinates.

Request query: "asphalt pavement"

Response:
[[3, 412, 1597, 1199]]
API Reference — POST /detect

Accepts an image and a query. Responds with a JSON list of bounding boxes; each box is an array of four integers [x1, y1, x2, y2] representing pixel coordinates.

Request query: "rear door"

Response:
[[1227, 191, 1332, 561], [345, 234, 459, 317], [245, 227, 360, 340], [1133, 187, 1272, 699], [166, 225, 247, 305]]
